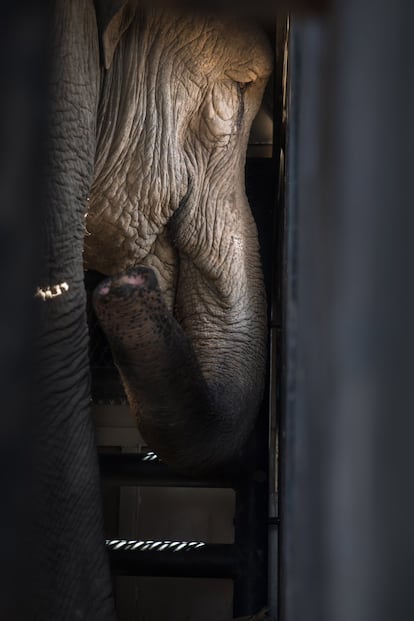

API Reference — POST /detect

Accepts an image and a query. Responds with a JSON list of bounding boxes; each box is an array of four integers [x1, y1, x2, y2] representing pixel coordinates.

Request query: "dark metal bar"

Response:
[[233, 409, 269, 617], [229, 40, 282, 617], [99, 452, 236, 488], [108, 542, 240, 579], [281, 4, 414, 621], [279, 18, 330, 621], [268, 16, 290, 621], [0, 4, 50, 618]]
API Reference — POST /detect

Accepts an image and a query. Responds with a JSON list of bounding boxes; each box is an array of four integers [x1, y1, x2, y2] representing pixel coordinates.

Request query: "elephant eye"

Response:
[[237, 81, 253, 94]]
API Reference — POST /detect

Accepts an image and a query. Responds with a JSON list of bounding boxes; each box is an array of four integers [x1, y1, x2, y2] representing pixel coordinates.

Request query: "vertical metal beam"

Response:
[[280, 2, 414, 621], [268, 15, 289, 621], [279, 18, 330, 621], [0, 4, 49, 619], [233, 408, 269, 618]]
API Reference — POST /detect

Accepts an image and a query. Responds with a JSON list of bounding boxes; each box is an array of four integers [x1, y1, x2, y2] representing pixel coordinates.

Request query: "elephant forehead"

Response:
[[209, 20, 273, 80], [157, 13, 272, 83]]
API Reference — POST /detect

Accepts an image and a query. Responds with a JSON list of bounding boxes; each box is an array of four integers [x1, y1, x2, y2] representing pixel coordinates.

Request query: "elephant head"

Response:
[[87, 6, 273, 472]]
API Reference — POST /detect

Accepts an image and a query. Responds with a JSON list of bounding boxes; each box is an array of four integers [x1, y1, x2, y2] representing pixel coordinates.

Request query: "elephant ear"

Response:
[[94, 0, 135, 69]]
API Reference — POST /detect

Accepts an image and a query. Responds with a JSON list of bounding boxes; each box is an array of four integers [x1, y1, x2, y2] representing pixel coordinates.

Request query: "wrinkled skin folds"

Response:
[[89, 7, 272, 473]]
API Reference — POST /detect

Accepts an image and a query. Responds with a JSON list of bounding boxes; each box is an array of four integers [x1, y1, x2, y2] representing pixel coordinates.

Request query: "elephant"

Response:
[[88, 5, 272, 473], [36, 0, 271, 618]]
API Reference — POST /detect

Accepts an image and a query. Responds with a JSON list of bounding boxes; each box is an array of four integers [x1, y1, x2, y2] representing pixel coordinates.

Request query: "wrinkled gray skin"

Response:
[[38, 1, 270, 618], [90, 5, 272, 473]]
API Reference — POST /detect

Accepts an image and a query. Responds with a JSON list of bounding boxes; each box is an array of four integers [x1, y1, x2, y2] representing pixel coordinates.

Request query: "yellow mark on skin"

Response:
[[35, 282, 69, 301]]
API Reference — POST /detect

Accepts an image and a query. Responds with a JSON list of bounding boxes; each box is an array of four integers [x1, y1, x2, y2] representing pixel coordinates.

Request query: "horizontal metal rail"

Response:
[[99, 452, 236, 488], [107, 540, 240, 579]]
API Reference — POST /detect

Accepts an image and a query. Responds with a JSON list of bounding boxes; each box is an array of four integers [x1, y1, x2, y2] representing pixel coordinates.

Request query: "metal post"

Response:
[[233, 407, 269, 618], [280, 3, 414, 621], [99, 452, 235, 488], [0, 4, 49, 619], [268, 16, 289, 621]]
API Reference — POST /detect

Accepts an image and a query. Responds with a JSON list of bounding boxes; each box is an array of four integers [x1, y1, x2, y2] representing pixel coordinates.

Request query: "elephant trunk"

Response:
[[36, 0, 116, 617], [93, 216, 267, 474]]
